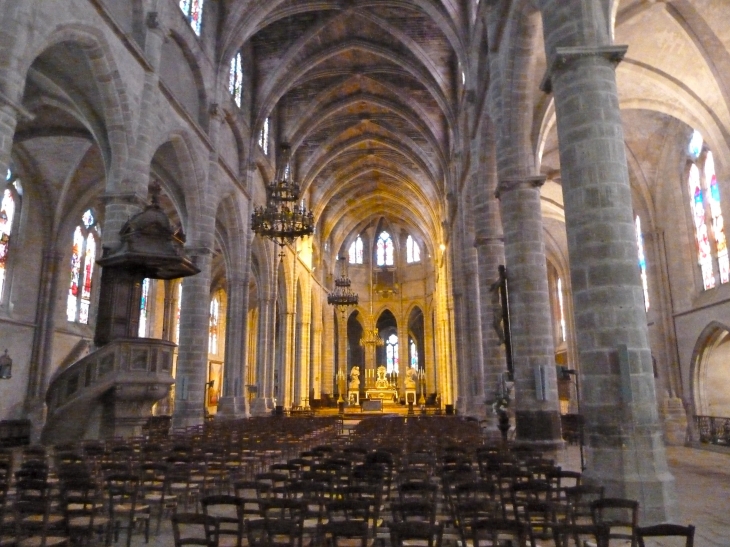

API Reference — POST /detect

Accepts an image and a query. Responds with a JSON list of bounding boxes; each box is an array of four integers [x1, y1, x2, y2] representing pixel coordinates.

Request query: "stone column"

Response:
[[172, 249, 213, 429], [311, 317, 323, 403], [462, 246, 486, 415], [297, 315, 311, 408], [250, 296, 275, 415], [217, 275, 248, 417], [496, 176, 562, 446], [423, 304, 436, 396], [321, 307, 334, 399], [337, 312, 348, 399], [282, 311, 296, 409], [541, 6, 676, 516]]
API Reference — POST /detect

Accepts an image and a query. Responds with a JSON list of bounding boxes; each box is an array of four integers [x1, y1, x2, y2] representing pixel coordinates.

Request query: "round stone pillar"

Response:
[[217, 275, 248, 418], [172, 248, 213, 429], [496, 176, 562, 446], [546, 44, 676, 522]]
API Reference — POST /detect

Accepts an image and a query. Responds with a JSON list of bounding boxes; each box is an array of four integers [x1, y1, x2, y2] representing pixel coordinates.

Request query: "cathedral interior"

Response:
[[0, 0, 729, 526]]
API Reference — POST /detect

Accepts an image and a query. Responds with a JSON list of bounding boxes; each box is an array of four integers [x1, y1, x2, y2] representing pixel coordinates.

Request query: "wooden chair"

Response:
[[105, 473, 150, 547], [552, 523, 610, 547], [636, 524, 695, 547], [201, 494, 245, 547], [470, 518, 528, 547], [14, 499, 69, 547], [172, 512, 218, 547], [591, 498, 639, 547], [389, 521, 444, 547], [60, 475, 109, 546], [317, 520, 369, 547]]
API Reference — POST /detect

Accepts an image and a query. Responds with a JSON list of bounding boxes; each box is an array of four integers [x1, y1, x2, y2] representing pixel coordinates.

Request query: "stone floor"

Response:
[[125, 444, 726, 547]]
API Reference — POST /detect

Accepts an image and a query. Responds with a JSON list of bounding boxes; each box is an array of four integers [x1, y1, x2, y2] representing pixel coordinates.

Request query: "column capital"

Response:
[[541, 45, 628, 93], [495, 175, 546, 199], [99, 191, 148, 208]]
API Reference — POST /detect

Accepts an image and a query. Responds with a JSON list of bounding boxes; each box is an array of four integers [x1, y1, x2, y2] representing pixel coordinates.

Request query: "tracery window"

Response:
[[409, 338, 418, 369], [557, 278, 566, 342], [348, 236, 363, 264], [67, 210, 100, 324], [179, 0, 203, 36], [687, 130, 728, 289], [209, 294, 220, 354], [386, 333, 398, 374], [0, 171, 18, 302], [406, 235, 420, 263], [229, 53, 243, 108], [138, 278, 150, 337], [635, 216, 650, 311], [376, 231, 394, 267], [259, 118, 270, 155]]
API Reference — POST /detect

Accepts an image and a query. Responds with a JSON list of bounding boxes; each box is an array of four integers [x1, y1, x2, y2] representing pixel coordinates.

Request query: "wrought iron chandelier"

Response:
[[251, 144, 314, 248], [328, 256, 359, 316]]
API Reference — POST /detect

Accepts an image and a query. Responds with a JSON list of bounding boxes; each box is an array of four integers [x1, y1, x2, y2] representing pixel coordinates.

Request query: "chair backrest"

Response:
[[470, 518, 528, 547], [201, 494, 245, 547], [591, 498, 639, 546], [389, 520, 444, 547], [552, 523, 610, 547], [636, 524, 695, 547], [172, 512, 218, 547], [319, 520, 369, 547]]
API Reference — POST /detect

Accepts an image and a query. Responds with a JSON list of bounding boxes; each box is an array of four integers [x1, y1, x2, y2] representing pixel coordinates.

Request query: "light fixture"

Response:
[[251, 144, 314, 249], [328, 256, 358, 316], [0, 349, 12, 379]]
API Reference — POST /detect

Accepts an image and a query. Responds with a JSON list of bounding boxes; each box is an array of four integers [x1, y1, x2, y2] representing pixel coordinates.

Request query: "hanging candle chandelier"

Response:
[[328, 256, 359, 316], [251, 144, 314, 247]]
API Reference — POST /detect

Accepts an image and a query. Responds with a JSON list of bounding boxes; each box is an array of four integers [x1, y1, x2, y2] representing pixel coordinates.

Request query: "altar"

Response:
[[365, 366, 399, 402]]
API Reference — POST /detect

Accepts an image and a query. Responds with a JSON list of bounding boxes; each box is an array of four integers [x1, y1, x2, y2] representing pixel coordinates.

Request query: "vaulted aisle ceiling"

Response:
[[222, 0, 472, 253]]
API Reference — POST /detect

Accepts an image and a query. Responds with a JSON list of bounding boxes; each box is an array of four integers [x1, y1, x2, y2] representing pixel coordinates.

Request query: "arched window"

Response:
[[179, 0, 203, 36], [229, 53, 243, 107], [67, 210, 100, 324], [688, 130, 727, 289], [386, 333, 398, 373], [138, 278, 150, 337], [409, 338, 418, 369], [376, 231, 394, 266], [406, 235, 420, 263], [557, 278, 566, 342], [635, 216, 650, 311], [259, 118, 270, 155], [0, 171, 18, 302], [348, 236, 363, 264], [209, 294, 220, 354]]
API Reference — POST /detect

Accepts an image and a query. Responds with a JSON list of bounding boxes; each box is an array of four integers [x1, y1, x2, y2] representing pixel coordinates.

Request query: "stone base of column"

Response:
[[171, 402, 205, 430], [585, 430, 677, 524], [250, 397, 275, 416], [23, 400, 47, 444], [216, 396, 249, 419], [661, 397, 688, 446], [515, 409, 563, 442]]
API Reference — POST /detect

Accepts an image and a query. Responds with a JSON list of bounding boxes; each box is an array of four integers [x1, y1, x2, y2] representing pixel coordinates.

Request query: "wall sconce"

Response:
[[0, 350, 12, 379]]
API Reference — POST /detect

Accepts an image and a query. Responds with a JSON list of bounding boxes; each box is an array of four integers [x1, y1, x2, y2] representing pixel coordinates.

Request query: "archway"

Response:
[[692, 322, 730, 417]]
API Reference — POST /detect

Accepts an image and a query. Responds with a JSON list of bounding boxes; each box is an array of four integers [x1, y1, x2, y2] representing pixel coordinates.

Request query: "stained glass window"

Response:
[[705, 152, 729, 284], [0, 187, 16, 301], [179, 0, 203, 36], [688, 131, 727, 290], [376, 231, 394, 266], [557, 278, 566, 342], [406, 235, 420, 263], [689, 164, 715, 289], [209, 295, 220, 354], [386, 333, 398, 373], [138, 279, 150, 337], [349, 236, 363, 264], [635, 217, 650, 311], [67, 210, 99, 324], [259, 118, 269, 155], [229, 53, 243, 107], [409, 338, 418, 369]]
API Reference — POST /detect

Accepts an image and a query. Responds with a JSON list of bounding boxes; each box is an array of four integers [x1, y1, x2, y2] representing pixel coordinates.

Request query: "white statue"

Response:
[[375, 366, 390, 389], [405, 367, 417, 390], [349, 366, 360, 390]]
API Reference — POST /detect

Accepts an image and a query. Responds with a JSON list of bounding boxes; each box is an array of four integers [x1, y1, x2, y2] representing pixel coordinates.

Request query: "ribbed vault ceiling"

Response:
[[222, 0, 467, 251]]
